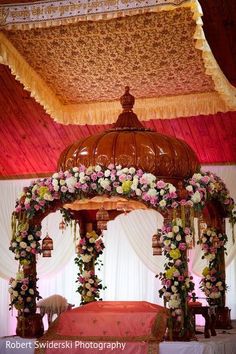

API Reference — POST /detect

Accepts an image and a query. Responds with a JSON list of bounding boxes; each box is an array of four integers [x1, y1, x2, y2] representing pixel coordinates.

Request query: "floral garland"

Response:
[[185, 172, 234, 215], [159, 218, 195, 335], [9, 224, 42, 266], [75, 230, 105, 304], [9, 165, 234, 314], [14, 165, 178, 220], [9, 270, 41, 313], [198, 227, 227, 305]]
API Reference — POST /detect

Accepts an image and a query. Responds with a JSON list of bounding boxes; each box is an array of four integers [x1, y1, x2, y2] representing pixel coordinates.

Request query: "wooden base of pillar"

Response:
[[16, 313, 44, 338], [215, 307, 232, 329]]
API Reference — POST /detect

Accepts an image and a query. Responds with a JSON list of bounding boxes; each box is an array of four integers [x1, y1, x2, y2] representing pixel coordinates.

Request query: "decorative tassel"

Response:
[[231, 221, 235, 244], [190, 208, 195, 247], [173, 208, 177, 222], [73, 221, 77, 242], [181, 205, 185, 228]]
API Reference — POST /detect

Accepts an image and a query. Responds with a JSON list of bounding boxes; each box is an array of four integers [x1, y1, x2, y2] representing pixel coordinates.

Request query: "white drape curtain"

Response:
[[0, 165, 236, 337]]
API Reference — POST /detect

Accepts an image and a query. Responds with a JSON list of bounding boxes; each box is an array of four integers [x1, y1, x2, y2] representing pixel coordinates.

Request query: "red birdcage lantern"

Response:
[[42, 233, 53, 257], [96, 207, 109, 231]]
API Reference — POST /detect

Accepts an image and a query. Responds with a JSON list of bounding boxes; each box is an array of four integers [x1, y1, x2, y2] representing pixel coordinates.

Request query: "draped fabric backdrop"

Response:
[[0, 165, 235, 337]]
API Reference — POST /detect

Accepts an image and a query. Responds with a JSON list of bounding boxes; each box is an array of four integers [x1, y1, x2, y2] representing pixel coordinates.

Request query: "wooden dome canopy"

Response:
[[58, 87, 200, 184]]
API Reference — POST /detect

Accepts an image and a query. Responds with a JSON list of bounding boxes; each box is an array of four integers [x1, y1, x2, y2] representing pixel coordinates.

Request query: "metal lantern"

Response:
[[152, 231, 162, 256], [42, 233, 53, 257], [96, 207, 109, 231]]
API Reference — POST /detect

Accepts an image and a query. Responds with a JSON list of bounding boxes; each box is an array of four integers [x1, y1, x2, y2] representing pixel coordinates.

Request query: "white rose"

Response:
[[168, 185, 176, 193], [13, 290, 18, 297], [193, 173, 202, 181], [170, 244, 176, 249], [95, 165, 102, 172], [104, 170, 111, 177], [172, 226, 179, 233], [87, 291, 92, 297], [44, 193, 53, 201], [52, 173, 59, 179], [186, 185, 193, 192], [100, 178, 110, 189], [159, 200, 167, 207], [122, 168, 129, 173], [129, 167, 136, 174], [167, 232, 174, 239], [29, 289, 34, 295], [176, 235, 181, 241], [216, 281, 222, 287], [135, 189, 142, 196], [8, 288, 13, 294], [11, 242, 17, 247], [191, 191, 201, 203], [85, 283, 91, 289], [171, 286, 177, 293], [52, 179, 58, 186], [26, 246, 31, 252], [28, 235, 34, 241], [66, 176, 77, 187], [89, 279, 94, 284], [72, 167, 79, 172], [89, 238, 95, 243], [19, 242, 27, 249], [11, 281, 17, 288], [60, 179, 66, 186], [174, 281, 179, 286], [116, 165, 122, 170], [147, 188, 157, 197], [175, 218, 182, 227], [116, 186, 123, 194], [159, 189, 165, 196]]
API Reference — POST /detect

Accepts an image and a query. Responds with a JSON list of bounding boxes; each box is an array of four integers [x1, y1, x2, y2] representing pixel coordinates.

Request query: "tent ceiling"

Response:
[[1, 0, 236, 124], [0, 0, 236, 178]]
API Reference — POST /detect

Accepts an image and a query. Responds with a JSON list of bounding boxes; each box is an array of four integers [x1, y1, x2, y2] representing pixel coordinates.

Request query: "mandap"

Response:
[[9, 89, 235, 346]]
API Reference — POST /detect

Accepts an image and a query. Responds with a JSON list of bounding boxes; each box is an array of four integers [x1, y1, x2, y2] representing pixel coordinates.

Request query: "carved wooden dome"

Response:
[[58, 87, 200, 184]]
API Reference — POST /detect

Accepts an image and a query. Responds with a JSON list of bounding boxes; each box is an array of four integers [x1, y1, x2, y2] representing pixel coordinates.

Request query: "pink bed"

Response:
[[35, 301, 168, 354]]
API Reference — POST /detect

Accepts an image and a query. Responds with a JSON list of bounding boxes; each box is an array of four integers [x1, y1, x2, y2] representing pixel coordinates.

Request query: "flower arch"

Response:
[[9, 164, 235, 339]]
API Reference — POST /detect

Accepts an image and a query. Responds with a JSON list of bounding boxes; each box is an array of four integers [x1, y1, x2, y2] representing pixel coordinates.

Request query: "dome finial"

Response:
[[120, 86, 135, 112]]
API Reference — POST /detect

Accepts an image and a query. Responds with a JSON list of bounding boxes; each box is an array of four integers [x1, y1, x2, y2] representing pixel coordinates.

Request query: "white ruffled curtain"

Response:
[[0, 165, 236, 337]]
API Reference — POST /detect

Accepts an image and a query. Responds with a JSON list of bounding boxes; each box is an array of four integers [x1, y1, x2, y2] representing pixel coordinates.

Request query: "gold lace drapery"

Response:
[[0, 0, 236, 125]]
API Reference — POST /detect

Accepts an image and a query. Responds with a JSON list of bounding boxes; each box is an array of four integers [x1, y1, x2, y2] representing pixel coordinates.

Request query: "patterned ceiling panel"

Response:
[[3, 9, 214, 104]]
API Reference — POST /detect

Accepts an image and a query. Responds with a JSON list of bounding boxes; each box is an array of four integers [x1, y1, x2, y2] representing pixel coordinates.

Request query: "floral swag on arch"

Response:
[[9, 164, 235, 337]]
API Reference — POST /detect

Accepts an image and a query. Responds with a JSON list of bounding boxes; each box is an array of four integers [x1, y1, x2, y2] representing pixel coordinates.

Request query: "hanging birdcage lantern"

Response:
[[96, 207, 109, 231], [59, 219, 66, 231], [42, 233, 53, 257], [152, 231, 162, 256]]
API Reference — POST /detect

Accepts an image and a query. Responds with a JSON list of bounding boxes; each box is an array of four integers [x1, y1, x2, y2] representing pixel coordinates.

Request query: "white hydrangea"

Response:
[[66, 176, 77, 187]]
